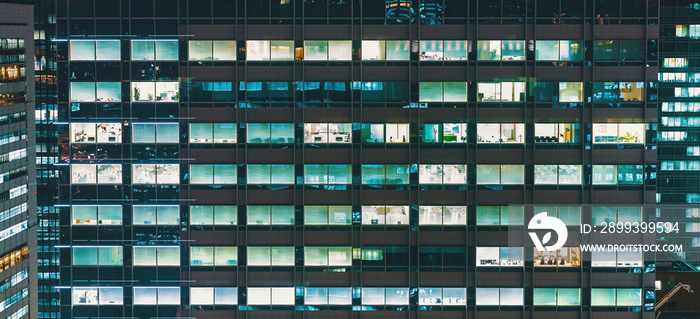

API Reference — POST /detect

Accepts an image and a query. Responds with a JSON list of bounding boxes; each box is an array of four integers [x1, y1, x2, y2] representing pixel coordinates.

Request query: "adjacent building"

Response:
[[657, 0, 700, 270], [0, 3, 37, 319]]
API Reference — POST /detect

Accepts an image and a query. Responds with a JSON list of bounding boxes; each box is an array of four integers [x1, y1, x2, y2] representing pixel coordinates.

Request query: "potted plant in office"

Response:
[[619, 131, 637, 143], [148, 93, 154, 101], [133, 87, 140, 101], [570, 254, 579, 266]]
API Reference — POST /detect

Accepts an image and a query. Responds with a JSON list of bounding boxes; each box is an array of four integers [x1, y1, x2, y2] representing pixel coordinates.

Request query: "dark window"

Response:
[[189, 0, 212, 17], [70, 0, 95, 17], [247, 0, 270, 17], [131, 0, 154, 17], [213, 0, 237, 17]]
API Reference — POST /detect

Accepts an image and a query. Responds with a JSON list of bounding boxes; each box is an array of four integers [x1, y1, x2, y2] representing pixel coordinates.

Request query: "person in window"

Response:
[[402, 135, 406, 142]]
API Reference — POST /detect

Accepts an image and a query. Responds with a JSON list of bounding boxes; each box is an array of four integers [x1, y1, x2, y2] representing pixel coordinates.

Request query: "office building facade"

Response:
[[53, 0, 658, 318], [0, 3, 37, 319]]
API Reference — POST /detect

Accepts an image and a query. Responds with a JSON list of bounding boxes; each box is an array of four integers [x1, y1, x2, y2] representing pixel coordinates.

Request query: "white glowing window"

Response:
[[72, 287, 123, 305], [133, 287, 180, 305], [131, 82, 179, 102], [71, 164, 122, 184], [247, 287, 295, 305]]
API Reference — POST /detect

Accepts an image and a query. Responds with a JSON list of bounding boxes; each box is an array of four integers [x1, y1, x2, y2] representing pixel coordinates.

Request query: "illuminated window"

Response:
[[534, 165, 582, 185], [247, 123, 294, 143], [420, 40, 468, 61], [132, 123, 179, 143], [190, 246, 238, 266], [418, 206, 467, 225], [591, 288, 642, 306], [533, 206, 580, 225], [131, 164, 179, 184], [476, 206, 524, 225], [70, 40, 120, 61], [420, 40, 444, 60], [189, 123, 236, 143], [475, 288, 523, 306], [361, 124, 409, 143], [188, 40, 236, 61], [419, 82, 467, 102], [559, 82, 583, 102], [536, 40, 559, 60], [72, 247, 123, 266], [419, 288, 466, 305], [70, 82, 121, 102], [617, 165, 644, 185], [619, 82, 644, 102], [190, 164, 237, 185], [305, 287, 352, 305], [477, 40, 501, 60], [476, 123, 525, 143], [132, 206, 179, 225], [190, 287, 238, 305], [71, 164, 122, 184], [420, 123, 467, 143], [131, 82, 179, 102], [246, 246, 292, 266], [133, 287, 180, 305], [592, 123, 645, 144], [304, 40, 352, 61], [304, 164, 352, 184], [592, 165, 616, 185], [477, 82, 525, 102], [246, 164, 295, 184], [247, 206, 294, 225], [131, 40, 178, 60], [476, 247, 523, 267], [361, 164, 409, 184], [328, 41, 352, 60], [304, 247, 352, 266], [691, 25, 700, 38], [476, 165, 524, 185], [663, 58, 688, 68], [71, 206, 122, 225], [534, 288, 580, 306], [591, 206, 643, 225], [70, 123, 122, 143], [362, 40, 409, 61], [533, 247, 581, 268], [501, 40, 525, 60], [246, 40, 294, 61], [72, 287, 123, 305], [361, 205, 409, 225], [304, 41, 329, 60], [303, 123, 352, 143], [247, 287, 295, 305], [536, 40, 583, 61], [361, 288, 409, 305], [190, 206, 237, 225], [304, 206, 352, 225], [535, 123, 579, 143], [419, 164, 467, 184], [132, 246, 180, 266], [616, 289, 642, 306]]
